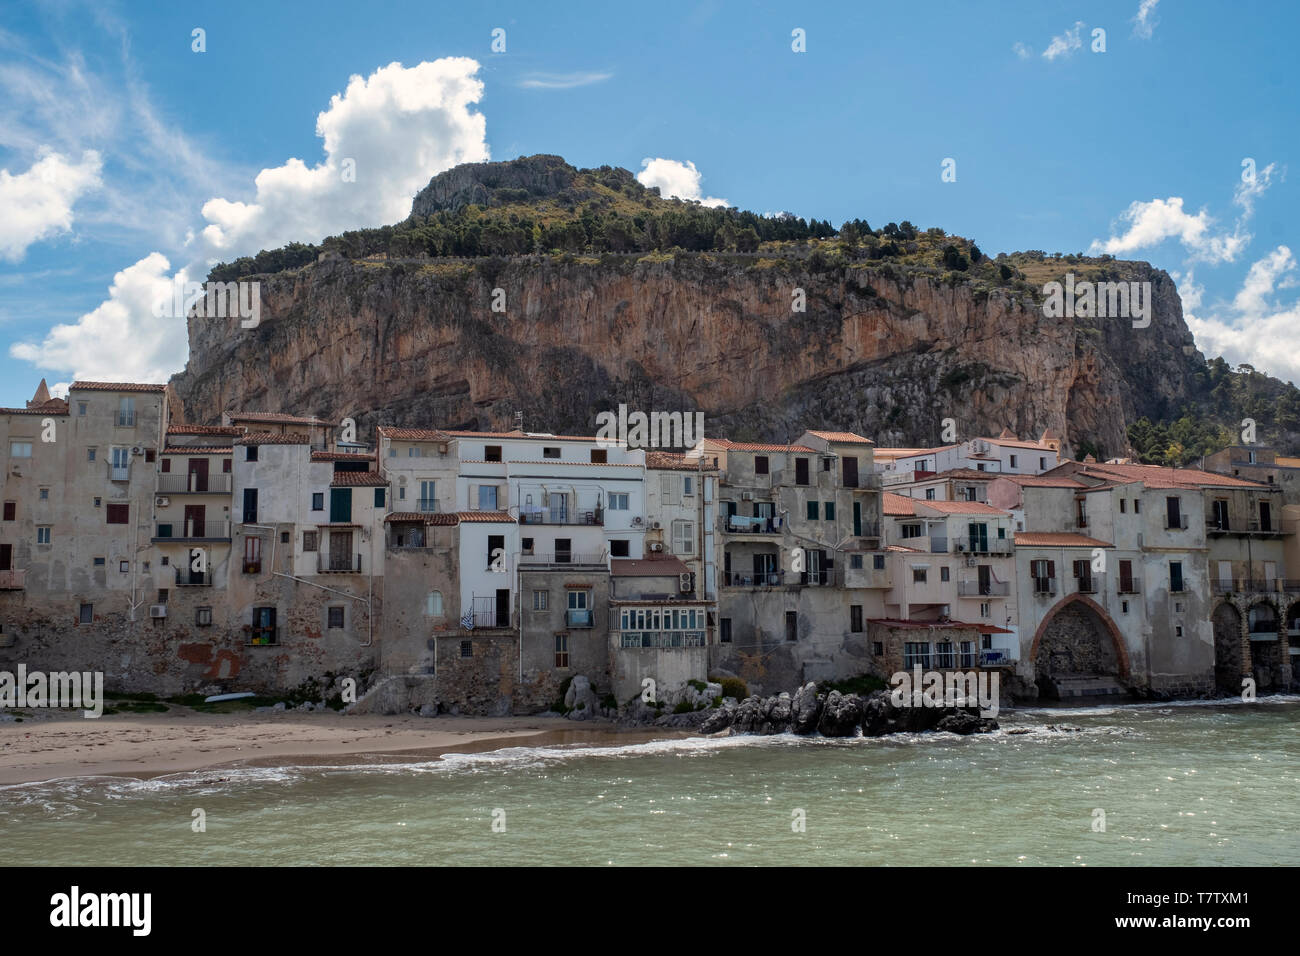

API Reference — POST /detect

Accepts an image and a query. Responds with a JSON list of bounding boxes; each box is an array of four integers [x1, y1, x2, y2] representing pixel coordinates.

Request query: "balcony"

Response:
[[519, 552, 606, 568], [107, 461, 131, 482], [1207, 517, 1283, 537], [318, 553, 363, 573], [1074, 576, 1098, 594], [565, 608, 594, 628], [952, 536, 1013, 555], [720, 514, 781, 534], [0, 569, 25, 589], [246, 626, 280, 647], [414, 498, 438, 513], [724, 570, 787, 588], [518, 508, 603, 526], [1164, 515, 1190, 530], [618, 630, 706, 649], [387, 530, 428, 549], [929, 536, 949, 553], [467, 609, 510, 629], [174, 567, 212, 586], [1032, 577, 1057, 597], [957, 580, 1011, 597], [151, 519, 232, 543], [979, 649, 1016, 666], [157, 473, 232, 494], [1117, 578, 1141, 594]]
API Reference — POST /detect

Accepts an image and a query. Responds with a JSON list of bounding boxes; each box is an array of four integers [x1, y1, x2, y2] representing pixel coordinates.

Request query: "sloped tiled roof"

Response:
[[707, 439, 817, 453], [330, 471, 388, 487], [234, 432, 311, 445], [1077, 462, 1269, 490], [455, 511, 515, 522], [805, 430, 875, 445], [312, 451, 375, 462], [168, 423, 243, 436], [227, 410, 335, 426], [378, 426, 451, 441], [915, 499, 1010, 516], [71, 381, 167, 393], [883, 492, 916, 516], [1014, 532, 1113, 548], [646, 451, 717, 471], [993, 474, 1087, 488], [384, 512, 450, 524], [163, 446, 233, 455], [0, 399, 69, 416], [610, 555, 689, 576]]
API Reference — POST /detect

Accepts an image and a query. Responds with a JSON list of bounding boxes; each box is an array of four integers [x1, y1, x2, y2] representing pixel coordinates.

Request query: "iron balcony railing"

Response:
[[174, 567, 212, 586], [0, 569, 25, 589], [387, 530, 427, 549], [157, 473, 232, 494], [1117, 578, 1141, 594], [980, 649, 1015, 666], [618, 630, 706, 649], [721, 514, 781, 534], [518, 508, 603, 526], [956, 580, 1011, 597], [724, 570, 787, 587], [107, 461, 130, 481], [565, 608, 594, 628], [318, 553, 363, 573], [1208, 517, 1282, 535], [519, 552, 607, 567], [1032, 577, 1057, 596], [1075, 575, 1099, 594], [468, 609, 510, 629], [415, 498, 438, 512], [952, 537, 1013, 555], [153, 519, 232, 541]]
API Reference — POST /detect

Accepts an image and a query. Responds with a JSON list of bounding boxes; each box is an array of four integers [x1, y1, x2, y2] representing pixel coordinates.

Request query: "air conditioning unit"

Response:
[[149, 604, 167, 618], [132, 446, 143, 456], [679, 572, 693, 592], [632, 516, 644, 526], [741, 491, 754, 501], [156, 496, 170, 508], [649, 542, 665, 553], [650, 521, 662, 530], [965, 555, 976, 567], [940, 604, 951, 618]]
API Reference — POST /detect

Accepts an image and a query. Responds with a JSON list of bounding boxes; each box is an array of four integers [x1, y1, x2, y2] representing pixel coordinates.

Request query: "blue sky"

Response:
[[1, 0, 1296, 408]]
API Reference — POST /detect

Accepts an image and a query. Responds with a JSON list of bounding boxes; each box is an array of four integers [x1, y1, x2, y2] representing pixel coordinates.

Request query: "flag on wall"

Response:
[[460, 609, 474, 630]]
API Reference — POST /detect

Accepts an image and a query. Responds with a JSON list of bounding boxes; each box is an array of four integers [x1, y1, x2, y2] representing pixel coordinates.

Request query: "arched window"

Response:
[[425, 590, 444, 617]]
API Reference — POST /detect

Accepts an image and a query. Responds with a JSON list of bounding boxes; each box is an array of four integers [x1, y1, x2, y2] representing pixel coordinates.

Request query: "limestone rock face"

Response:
[[171, 244, 1201, 455]]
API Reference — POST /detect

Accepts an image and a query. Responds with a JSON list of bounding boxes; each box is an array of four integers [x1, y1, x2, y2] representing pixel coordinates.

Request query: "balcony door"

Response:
[[0, 543, 10, 570], [495, 589, 510, 628], [968, 522, 988, 552], [184, 504, 205, 538], [187, 457, 209, 493], [329, 530, 353, 571], [977, 564, 991, 594]]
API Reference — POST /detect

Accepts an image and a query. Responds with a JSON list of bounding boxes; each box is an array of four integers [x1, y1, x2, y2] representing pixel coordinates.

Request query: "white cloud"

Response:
[[1133, 0, 1160, 39], [518, 71, 612, 89], [9, 253, 187, 383], [1234, 161, 1281, 218], [1089, 197, 1248, 264], [195, 58, 488, 260], [12, 58, 492, 384], [1043, 21, 1084, 60], [0, 149, 102, 261], [1012, 42, 1033, 60], [636, 158, 729, 208], [1184, 246, 1300, 384]]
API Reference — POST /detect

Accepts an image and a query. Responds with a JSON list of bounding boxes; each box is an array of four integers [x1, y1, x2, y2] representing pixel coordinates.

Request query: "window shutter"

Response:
[[1047, 560, 1056, 578]]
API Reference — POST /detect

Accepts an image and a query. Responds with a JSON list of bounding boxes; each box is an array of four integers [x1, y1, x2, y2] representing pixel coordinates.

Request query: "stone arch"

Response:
[[1212, 601, 1244, 694], [1029, 593, 1131, 686], [1246, 597, 1284, 689]]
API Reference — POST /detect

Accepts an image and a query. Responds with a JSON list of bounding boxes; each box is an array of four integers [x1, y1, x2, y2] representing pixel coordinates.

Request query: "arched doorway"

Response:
[[1030, 595, 1128, 699], [1248, 600, 1283, 690], [1212, 602, 1243, 694]]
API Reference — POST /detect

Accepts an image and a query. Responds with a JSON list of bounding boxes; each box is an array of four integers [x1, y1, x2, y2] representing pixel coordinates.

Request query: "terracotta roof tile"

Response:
[[646, 451, 718, 471], [707, 439, 817, 453], [883, 492, 916, 516], [610, 555, 689, 576], [227, 410, 335, 426], [234, 432, 311, 445], [168, 424, 243, 436], [455, 511, 515, 522], [1014, 532, 1114, 548], [70, 381, 167, 393], [312, 451, 375, 462], [378, 426, 451, 441], [993, 474, 1087, 488], [384, 512, 448, 523], [330, 471, 388, 487], [914, 499, 1009, 516], [805, 430, 875, 445], [163, 446, 233, 455]]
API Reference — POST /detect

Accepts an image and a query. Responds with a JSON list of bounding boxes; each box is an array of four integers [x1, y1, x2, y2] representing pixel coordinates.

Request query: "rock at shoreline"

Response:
[[790, 682, 822, 734], [817, 691, 863, 737], [719, 687, 999, 739]]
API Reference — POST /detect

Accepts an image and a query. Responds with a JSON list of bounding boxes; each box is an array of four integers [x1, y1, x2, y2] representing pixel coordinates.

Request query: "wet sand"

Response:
[[0, 709, 674, 785]]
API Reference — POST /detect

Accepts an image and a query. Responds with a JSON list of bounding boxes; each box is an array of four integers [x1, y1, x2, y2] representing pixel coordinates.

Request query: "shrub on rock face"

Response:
[[717, 677, 749, 701]]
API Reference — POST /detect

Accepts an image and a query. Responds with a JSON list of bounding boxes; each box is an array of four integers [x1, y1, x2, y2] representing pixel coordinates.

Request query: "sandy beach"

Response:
[[0, 708, 645, 786]]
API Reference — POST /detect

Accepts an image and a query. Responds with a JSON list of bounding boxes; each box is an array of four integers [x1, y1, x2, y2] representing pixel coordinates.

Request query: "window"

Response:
[[521, 537, 534, 554], [850, 605, 863, 632], [478, 485, 498, 510], [460, 640, 473, 658], [328, 606, 345, 629], [608, 493, 629, 510], [980, 602, 990, 618], [419, 481, 436, 512], [1175, 625, 1183, 638], [157, 588, 169, 603], [872, 642, 884, 656], [2, 502, 13, 521], [720, 618, 732, 643], [1031, 558, 1055, 593], [117, 396, 135, 427], [312, 493, 324, 511], [426, 591, 444, 616], [9, 441, 32, 458], [532, 590, 548, 611], [825, 501, 835, 521], [196, 607, 212, 627], [1170, 561, 1184, 593], [901, 523, 922, 538], [873, 554, 885, 570], [925, 488, 936, 500], [850, 554, 864, 569], [591, 449, 607, 463], [94, 497, 101, 507], [145, 449, 156, 463], [408, 447, 420, 457], [87, 447, 96, 462], [807, 501, 819, 520], [755, 456, 769, 475], [1009, 455, 1018, 468], [554, 633, 570, 667], [660, 474, 680, 506], [683, 476, 694, 496], [78, 402, 87, 416], [1134, 499, 1141, 514], [106, 503, 129, 524], [935, 642, 954, 668], [786, 610, 798, 642], [610, 540, 630, 557], [822, 458, 832, 472], [543, 447, 561, 459], [904, 642, 930, 669], [222, 459, 231, 473], [795, 458, 809, 485], [79, 603, 93, 624], [487, 534, 504, 569], [279, 531, 290, 544], [303, 531, 318, 552], [484, 445, 502, 462], [1121, 600, 1129, 614], [388, 447, 397, 457], [912, 567, 927, 583], [37, 526, 51, 544], [160, 458, 171, 473], [243, 535, 262, 573], [39, 487, 49, 500], [672, 519, 694, 554], [246, 445, 258, 461], [940, 566, 950, 582], [1039, 457, 1046, 470], [93, 556, 105, 566], [374, 488, 385, 508], [1120, 498, 1127, 514]]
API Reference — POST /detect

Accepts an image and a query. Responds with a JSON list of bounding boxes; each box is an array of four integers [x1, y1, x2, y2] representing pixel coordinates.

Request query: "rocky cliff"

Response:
[[170, 157, 1221, 455]]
